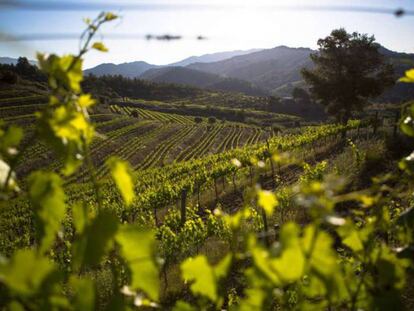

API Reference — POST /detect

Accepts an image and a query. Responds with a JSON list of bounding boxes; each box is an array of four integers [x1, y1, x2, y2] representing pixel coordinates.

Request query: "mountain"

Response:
[[140, 66, 267, 96], [169, 49, 262, 67], [187, 46, 313, 94], [0, 57, 37, 66], [84, 61, 158, 78], [83, 49, 261, 78]]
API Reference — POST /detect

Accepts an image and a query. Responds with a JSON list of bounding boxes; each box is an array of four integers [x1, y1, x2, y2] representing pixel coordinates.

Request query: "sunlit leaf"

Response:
[[78, 94, 96, 108], [181, 255, 217, 301], [271, 223, 305, 282], [0, 249, 58, 296], [116, 225, 159, 301], [105, 12, 118, 21], [399, 69, 414, 83], [106, 157, 135, 206], [92, 42, 109, 52], [257, 189, 278, 216]]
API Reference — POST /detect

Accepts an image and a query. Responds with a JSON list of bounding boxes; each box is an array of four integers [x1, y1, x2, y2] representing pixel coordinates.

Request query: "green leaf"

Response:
[[104, 12, 118, 21], [72, 202, 88, 234], [115, 225, 159, 301], [181, 255, 217, 301], [257, 189, 278, 216], [1, 125, 23, 154], [337, 223, 364, 253], [72, 210, 118, 270], [106, 157, 135, 206], [92, 42, 109, 52], [78, 94, 96, 108], [399, 69, 414, 83], [270, 223, 305, 282], [214, 254, 232, 279], [28, 171, 66, 253], [173, 301, 197, 311], [69, 276, 95, 311], [400, 116, 414, 137], [0, 249, 57, 296]]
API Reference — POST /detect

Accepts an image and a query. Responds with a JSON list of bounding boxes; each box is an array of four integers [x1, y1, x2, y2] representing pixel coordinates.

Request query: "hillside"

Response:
[[188, 46, 313, 93], [140, 66, 268, 96], [83, 49, 261, 77]]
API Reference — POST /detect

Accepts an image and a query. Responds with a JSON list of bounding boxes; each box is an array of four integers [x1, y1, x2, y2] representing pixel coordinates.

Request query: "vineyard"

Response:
[[0, 87, 282, 182], [1, 12, 414, 311]]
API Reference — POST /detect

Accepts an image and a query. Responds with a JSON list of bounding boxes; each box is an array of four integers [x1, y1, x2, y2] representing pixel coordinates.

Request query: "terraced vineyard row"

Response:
[[111, 105, 194, 124], [135, 125, 197, 171]]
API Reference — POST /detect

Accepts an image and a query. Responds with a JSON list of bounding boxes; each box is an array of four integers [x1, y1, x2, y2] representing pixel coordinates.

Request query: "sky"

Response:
[[1, 0, 414, 69]]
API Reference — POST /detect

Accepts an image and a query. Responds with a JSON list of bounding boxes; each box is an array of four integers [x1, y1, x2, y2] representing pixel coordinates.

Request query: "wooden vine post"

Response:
[[393, 110, 400, 138], [266, 139, 276, 188], [373, 111, 379, 135], [180, 188, 187, 226]]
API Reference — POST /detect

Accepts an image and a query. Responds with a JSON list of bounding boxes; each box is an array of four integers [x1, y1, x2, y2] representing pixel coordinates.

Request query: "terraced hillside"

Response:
[[0, 84, 277, 183]]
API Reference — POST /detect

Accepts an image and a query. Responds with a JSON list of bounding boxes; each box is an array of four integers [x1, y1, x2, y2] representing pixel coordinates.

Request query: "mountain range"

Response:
[[4, 44, 414, 102]]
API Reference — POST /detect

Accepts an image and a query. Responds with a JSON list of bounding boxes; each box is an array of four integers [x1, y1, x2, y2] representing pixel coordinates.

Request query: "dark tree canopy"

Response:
[[302, 28, 395, 123]]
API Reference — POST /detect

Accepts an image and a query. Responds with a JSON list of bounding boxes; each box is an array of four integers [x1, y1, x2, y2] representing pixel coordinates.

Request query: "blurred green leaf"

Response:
[[257, 189, 278, 216], [69, 276, 95, 311], [116, 225, 159, 301], [106, 157, 135, 206], [0, 249, 58, 296], [181, 255, 217, 301], [72, 202, 88, 235], [173, 301, 197, 311], [92, 42, 109, 52], [72, 210, 118, 270], [28, 171, 66, 253]]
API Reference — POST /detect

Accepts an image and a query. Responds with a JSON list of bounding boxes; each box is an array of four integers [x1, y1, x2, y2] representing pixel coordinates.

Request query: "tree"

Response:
[[292, 87, 310, 102], [302, 28, 394, 123], [194, 117, 203, 123], [208, 117, 216, 124], [131, 110, 139, 118]]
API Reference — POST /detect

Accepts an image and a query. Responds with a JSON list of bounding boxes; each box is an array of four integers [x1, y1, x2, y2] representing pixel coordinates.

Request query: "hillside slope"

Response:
[[140, 66, 267, 96], [84, 61, 158, 78], [188, 46, 313, 93]]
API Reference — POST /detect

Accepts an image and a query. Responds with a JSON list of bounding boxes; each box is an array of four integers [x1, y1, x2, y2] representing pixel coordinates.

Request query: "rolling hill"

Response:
[[84, 61, 158, 78], [140, 66, 267, 96], [187, 46, 313, 94], [169, 49, 262, 67]]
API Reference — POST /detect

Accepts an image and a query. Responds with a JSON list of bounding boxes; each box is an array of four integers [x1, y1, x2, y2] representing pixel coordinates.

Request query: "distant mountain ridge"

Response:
[[83, 48, 262, 78], [6, 44, 412, 102], [84, 61, 157, 78], [169, 49, 262, 67], [187, 46, 314, 93]]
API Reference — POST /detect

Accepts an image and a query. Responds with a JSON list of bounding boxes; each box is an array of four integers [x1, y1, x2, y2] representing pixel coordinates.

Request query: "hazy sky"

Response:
[[2, 0, 414, 69]]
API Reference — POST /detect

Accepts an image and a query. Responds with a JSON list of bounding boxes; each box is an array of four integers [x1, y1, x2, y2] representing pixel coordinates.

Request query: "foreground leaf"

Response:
[[106, 157, 135, 206], [28, 171, 66, 253], [116, 225, 159, 301]]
